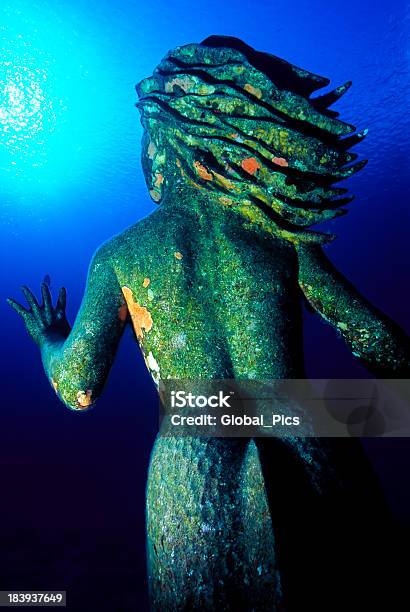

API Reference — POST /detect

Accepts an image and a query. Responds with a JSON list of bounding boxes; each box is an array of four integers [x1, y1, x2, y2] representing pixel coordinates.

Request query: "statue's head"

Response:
[[136, 35, 366, 243]]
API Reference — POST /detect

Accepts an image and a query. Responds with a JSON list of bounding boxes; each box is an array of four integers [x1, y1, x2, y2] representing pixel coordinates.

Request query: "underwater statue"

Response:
[[8, 36, 410, 611]]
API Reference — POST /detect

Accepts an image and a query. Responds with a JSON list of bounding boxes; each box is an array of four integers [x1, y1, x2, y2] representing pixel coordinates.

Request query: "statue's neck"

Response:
[[160, 182, 221, 214], [158, 181, 283, 245], [159, 183, 233, 230]]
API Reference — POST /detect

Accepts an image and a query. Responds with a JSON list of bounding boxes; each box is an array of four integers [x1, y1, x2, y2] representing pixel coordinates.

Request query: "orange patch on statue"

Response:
[[244, 83, 262, 99], [51, 378, 58, 394], [118, 303, 128, 322], [272, 157, 289, 167], [143, 277, 150, 288], [77, 389, 92, 409], [241, 157, 261, 175], [121, 286, 153, 340], [149, 189, 161, 202], [174, 251, 183, 260], [154, 172, 164, 188], [193, 161, 213, 181]]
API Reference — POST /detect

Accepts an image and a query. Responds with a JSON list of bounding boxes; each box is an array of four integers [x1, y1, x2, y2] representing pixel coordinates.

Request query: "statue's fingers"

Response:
[[7, 297, 30, 322], [56, 287, 67, 315], [21, 285, 42, 321], [41, 283, 53, 321]]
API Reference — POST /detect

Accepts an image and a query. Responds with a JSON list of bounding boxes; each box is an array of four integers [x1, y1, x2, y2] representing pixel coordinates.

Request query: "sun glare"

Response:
[[0, 63, 52, 156]]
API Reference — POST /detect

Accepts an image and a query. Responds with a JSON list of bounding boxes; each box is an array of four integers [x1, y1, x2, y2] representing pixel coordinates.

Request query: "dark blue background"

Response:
[[1, 0, 409, 609]]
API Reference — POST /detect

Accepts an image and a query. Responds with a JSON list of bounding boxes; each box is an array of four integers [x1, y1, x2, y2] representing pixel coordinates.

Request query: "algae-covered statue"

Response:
[[8, 36, 410, 611]]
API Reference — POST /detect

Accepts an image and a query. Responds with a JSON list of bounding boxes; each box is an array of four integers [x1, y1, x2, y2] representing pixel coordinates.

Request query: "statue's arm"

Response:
[[7, 245, 127, 410], [296, 244, 410, 376]]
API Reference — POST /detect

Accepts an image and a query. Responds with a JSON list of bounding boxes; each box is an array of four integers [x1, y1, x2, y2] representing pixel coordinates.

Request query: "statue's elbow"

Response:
[[52, 382, 97, 412]]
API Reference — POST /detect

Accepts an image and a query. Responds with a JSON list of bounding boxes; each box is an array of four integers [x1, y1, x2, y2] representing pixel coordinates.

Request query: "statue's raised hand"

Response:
[[7, 284, 71, 347]]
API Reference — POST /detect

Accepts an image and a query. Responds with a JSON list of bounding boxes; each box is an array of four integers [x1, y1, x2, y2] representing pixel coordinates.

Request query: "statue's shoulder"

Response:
[[93, 209, 161, 269]]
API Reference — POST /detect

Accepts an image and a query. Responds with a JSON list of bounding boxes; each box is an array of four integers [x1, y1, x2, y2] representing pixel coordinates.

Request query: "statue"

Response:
[[8, 36, 409, 610]]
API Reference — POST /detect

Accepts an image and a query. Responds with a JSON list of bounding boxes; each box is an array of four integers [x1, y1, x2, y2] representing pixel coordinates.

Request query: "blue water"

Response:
[[1, 0, 409, 608]]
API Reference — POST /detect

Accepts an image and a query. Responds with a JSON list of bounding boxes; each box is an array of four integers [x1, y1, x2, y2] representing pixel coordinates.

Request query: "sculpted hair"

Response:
[[136, 35, 367, 244]]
